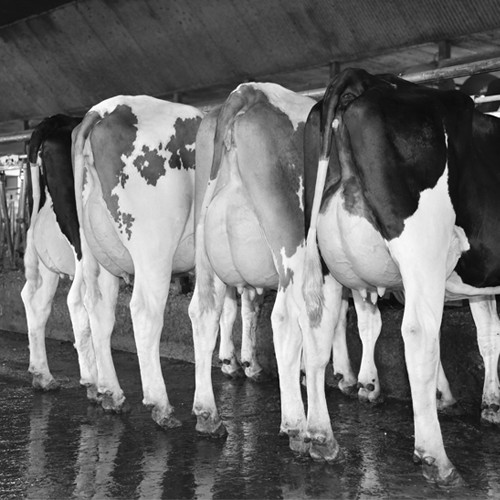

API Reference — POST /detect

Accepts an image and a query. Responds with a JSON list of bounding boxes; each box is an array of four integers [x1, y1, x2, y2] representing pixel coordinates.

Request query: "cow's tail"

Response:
[[72, 111, 103, 305], [302, 81, 342, 327], [72, 111, 101, 241], [27, 116, 65, 220], [196, 85, 266, 312], [23, 151, 42, 288]]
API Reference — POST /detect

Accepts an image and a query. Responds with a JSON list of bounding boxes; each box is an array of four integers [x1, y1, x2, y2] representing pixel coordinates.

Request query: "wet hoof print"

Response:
[[422, 462, 464, 488], [481, 404, 500, 425]]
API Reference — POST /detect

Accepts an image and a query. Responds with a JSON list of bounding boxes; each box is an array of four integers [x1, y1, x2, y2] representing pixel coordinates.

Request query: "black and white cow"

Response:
[[188, 82, 409, 448], [21, 114, 99, 395], [303, 68, 500, 486], [189, 83, 322, 443]]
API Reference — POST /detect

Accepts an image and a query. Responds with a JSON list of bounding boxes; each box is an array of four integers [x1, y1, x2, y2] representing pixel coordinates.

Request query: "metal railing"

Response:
[[0, 156, 28, 268]]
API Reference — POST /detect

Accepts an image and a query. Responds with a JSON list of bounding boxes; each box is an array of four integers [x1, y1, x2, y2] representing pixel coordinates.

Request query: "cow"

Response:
[[302, 67, 500, 486], [71, 95, 204, 426], [71, 95, 268, 427], [189, 82, 323, 444], [188, 82, 409, 448], [21, 114, 99, 397]]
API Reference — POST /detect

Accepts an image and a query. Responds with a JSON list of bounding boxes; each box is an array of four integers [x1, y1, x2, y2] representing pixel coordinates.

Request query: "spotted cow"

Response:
[[21, 114, 99, 395], [189, 83, 320, 443], [303, 68, 500, 486], [188, 83, 391, 447], [71, 95, 206, 426]]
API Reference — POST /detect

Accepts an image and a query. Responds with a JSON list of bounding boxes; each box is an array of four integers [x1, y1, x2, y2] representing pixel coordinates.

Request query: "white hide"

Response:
[[76, 96, 205, 426], [232, 83, 314, 131], [32, 192, 75, 276]]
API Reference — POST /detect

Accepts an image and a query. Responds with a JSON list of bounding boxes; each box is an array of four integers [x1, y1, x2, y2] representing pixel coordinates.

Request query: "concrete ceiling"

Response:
[[1, 0, 500, 156]]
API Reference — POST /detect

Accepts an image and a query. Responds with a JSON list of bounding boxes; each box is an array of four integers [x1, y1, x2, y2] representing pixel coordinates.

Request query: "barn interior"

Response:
[[0, 0, 499, 391], [2, 4, 500, 498]]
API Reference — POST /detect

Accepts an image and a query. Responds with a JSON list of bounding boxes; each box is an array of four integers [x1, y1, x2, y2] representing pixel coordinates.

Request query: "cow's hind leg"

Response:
[[218, 286, 244, 379], [83, 244, 125, 412], [189, 273, 227, 437], [301, 273, 344, 461], [272, 284, 308, 454], [389, 218, 462, 486], [352, 290, 382, 402], [240, 288, 267, 381], [67, 259, 98, 401], [469, 295, 500, 425], [130, 266, 178, 428], [21, 256, 60, 391], [332, 291, 358, 396], [436, 346, 457, 412]]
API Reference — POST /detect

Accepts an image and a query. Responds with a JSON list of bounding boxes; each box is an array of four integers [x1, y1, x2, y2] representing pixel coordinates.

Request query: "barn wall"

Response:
[[0, 269, 486, 404]]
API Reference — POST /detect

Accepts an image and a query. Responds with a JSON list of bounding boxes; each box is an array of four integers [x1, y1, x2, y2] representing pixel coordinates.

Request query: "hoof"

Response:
[[309, 435, 344, 462], [422, 462, 464, 488], [438, 401, 464, 417], [281, 428, 309, 454], [481, 404, 500, 425], [246, 368, 271, 383], [289, 434, 309, 455], [221, 364, 246, 380], [85, 384, 98, 402], [338, 379, 358, 398], [98, 391, 127, 413], [358, 387, 383, 404], [158, 414, 182, 429], [195, 411, 227, 438], [151, 406, 181, 429], [32, 375, 60, 392]]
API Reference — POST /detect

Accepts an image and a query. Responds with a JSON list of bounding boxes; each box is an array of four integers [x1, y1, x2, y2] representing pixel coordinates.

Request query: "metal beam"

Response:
[[0, 130, 33, 144], [300, 56, 500, 100], [403, 56, 500, 84]]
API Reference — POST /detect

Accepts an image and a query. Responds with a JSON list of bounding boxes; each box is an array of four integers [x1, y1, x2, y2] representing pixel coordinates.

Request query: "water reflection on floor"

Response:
[[0, 334, 499, 499]]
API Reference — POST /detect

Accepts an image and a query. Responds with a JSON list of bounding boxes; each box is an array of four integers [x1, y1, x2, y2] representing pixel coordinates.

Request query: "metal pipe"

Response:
[[0, 130, 33, 144], [403, 56, 500, 84], [300, 57, 500, 101], [473, 94, 500, 103]]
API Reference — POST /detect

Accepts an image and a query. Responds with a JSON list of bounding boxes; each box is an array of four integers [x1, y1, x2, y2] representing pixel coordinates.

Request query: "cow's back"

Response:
[[81, 96, 203, 277], [198, 83, 314, 289]]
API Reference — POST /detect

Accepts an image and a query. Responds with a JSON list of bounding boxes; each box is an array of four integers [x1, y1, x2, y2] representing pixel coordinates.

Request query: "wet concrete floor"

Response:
[[0, 329, 499, 499]]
